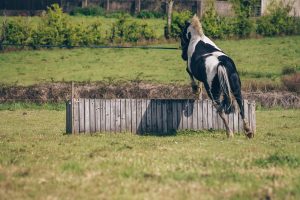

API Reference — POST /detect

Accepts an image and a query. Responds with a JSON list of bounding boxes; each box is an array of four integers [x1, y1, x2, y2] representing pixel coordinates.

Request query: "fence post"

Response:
[[71, 81, 75, 134]]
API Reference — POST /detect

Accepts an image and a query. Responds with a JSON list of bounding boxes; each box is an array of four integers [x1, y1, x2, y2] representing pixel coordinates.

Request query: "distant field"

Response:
[[0, 36, 299, 86], [0, 108, 299, 199]]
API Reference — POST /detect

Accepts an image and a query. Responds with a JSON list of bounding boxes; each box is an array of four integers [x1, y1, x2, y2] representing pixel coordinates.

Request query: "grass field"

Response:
[[0, 108, 299, 199], [0, 36, 299, 86]]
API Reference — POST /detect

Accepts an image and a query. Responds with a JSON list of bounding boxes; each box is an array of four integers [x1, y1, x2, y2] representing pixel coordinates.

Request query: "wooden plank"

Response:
[[162, 100, 168, 134], [95, 99, 100, 132], [110, 99, 116, 133], [66, 101, 71, 134], [198, 100, 203, 130], [105, 99, 111, 132], [89, 99, 96, 133], [120, 99, 126, 132], [182, 100, 188, 130], [252, 101, 256, 133], [73, 99, 79, 134], [84, 99, 90, 133], [229, 112, 234, 132], [187, 100, 193, 129], [172, 101, 178, 131], [131, 99, 137, 134], [146, 99, 151, 133], [125, 99, 132, 133], [141, 99, 146, 133], [167, 100, 173, 133], [202, 99, 208, 130], [100, 99, 105, 132], [244, 99, 249, 134], [156, 100, 162, 133], [79, 99, 84, 133], [151, 100, 157, 133], [115, 99, 121, 133], [207, 100, 213, 130], [192, 100, 198, 130], [177, 100, 183, 130], [234, 110, 239, 133], [136, 99, 142, 134]]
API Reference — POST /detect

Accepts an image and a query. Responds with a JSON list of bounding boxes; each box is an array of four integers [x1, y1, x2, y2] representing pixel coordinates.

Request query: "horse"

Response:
[[180, 15, 254, 138]]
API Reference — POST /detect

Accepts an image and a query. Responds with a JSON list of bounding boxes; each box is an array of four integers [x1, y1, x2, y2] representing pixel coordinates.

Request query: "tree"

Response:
[[165, 0, 174, 39]]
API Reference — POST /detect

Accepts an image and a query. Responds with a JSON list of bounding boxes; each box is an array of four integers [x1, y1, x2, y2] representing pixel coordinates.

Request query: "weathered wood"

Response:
[[131, 99, 137, 133], [95, 99, 100, 132], [79, 98, 85, 133], [120, 99, 126, 132], [90, 99, 96, 133], [74, 99, 79, 134], [84, 99, 90, 133], [115, 99, 121, 133], [68, 98, 256, 135]]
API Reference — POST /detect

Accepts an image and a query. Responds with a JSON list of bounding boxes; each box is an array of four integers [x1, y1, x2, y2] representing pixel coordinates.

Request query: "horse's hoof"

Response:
[[246, 131, 254, 139]]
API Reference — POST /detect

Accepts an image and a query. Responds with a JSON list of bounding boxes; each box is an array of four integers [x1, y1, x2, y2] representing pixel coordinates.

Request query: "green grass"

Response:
[[0, 109, 299, 199], [0, 36, 299, 86]]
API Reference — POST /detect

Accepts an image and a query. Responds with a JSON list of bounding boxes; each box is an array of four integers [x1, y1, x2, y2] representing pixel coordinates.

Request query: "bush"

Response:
[[282, 73, 300, 93], [2, 18, 32, 45], [166, 10, 193, 39], [136, 10, 165, 19], [70, 6, 105, 16], [110, 16, 156, 43], [256, 1, 300, 36]]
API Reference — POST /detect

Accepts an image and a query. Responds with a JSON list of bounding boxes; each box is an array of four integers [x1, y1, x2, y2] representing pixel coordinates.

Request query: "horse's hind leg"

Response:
[[217, 108, 233, 138]]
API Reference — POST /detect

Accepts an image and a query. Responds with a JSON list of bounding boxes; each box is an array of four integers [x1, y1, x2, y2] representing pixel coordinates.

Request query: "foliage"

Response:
[[136, 10, 165, 19], [110, 16, 156, 43], [2, 18, 32, 45], [70, 6, 106, 16], [256, 0, 300, 36], [166, 10, 193, 39]]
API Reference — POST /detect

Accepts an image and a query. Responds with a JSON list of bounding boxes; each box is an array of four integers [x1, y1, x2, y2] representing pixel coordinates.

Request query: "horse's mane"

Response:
[[191, 15, 204, 37]]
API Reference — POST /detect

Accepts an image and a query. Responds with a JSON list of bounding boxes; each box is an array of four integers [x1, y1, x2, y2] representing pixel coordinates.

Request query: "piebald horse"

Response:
[[180, 15, 254, 138]]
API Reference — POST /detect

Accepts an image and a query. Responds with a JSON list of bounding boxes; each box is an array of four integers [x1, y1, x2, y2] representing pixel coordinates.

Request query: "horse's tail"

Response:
[[217, 64, 235, 114]]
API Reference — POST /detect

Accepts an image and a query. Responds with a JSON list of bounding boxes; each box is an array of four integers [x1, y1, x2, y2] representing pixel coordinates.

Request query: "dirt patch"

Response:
[[0, 82, 299, 108]]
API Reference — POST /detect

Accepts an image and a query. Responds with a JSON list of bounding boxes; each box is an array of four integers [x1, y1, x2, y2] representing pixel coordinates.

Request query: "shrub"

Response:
[[256, 0, 300, 36], [2, 18, 32, 45], [282, 72, 300, 93], [136, 10, 165, 19], [110, 16, 156, 43], [70, 6, 105, 16], [166, 10, 193, 39]]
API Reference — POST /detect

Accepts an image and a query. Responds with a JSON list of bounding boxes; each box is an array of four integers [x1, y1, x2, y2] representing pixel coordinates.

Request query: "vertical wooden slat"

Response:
[[84, 99, 90, 133], [142, 99, 147, 133], [234, 110, 239, 133], [79, 99, 84, 133], [229, 112, 234, 132], [182, 100, 188, 130], [198, 100, 203, 130], [212, 104, 217, 130], [146, 99, 151, 133], [125, 99, 132, 133], [74, 99, 79, 134], [105, 99, 111, 132], [131, 99, 137, 134], [167, 100, 173, 133], [207, 100, 213, 130], [66, 101, 71, 134], [244, 99, 248, 134], [156, 100, 162, 133], [177, 100, 183, 130], [95, 99, 100, 132], [192, 100, 198, 130], [115, 99, 121, 133], [187, 100, 193, 129], [151, 100, 157, 133], [162, 100, 168, 134], [252, 101, 256, 133], [172, 100, 178, 131], [120, 99, 126, 132], [90, 99, 96, 133], [136, 99, 142, 134], [110, 99, 116, 133], [217, 112, 224, 131], [100, 99, 105, 132], [202, 100, 208, 130]]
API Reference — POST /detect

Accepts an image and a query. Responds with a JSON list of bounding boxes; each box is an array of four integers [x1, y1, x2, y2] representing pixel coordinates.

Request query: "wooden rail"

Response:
[[66, 99, 256, 134]]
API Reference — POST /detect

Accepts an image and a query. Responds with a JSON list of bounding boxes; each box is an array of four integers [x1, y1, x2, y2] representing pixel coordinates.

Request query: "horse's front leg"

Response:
[[186, 68, 202, 98]]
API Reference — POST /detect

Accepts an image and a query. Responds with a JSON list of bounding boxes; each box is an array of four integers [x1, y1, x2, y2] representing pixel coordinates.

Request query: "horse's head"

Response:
[[180, 15, 204, 61], [180, 21, 191, 61]]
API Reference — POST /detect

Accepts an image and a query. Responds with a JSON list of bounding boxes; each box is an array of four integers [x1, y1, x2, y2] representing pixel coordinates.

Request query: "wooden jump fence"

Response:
[[66, 99, 256, 134]]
